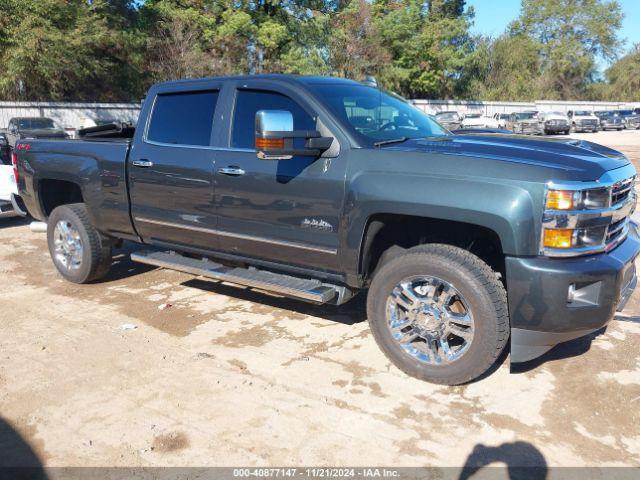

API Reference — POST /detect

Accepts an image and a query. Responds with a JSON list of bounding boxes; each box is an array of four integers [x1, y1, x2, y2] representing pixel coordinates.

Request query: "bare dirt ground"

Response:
[[1, 130, 639, 472]]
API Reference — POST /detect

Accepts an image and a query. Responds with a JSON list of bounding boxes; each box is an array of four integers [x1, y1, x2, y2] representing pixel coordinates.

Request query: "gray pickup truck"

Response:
[[15, 75, 640, 385]]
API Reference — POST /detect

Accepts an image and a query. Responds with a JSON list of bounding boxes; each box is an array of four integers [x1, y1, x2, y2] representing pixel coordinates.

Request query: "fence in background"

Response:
[[2, 99, 640, 133], [411, 99, 640, 116], [0, 101, 141, 134]]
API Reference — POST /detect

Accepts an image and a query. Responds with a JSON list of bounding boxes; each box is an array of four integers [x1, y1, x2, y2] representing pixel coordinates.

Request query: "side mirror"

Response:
[[255, 110, 333, 160]]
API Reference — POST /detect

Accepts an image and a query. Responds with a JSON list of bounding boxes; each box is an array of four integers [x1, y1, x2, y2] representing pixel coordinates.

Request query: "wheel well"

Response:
[[39, 179, 83, 217], [360, 214, 505, 282]]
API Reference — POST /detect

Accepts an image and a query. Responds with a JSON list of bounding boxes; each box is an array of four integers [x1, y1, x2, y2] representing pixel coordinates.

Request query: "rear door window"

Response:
[[147, 90, 219, 146]]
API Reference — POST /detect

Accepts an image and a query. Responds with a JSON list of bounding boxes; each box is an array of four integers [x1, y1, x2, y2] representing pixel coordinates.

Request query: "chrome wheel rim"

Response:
[[386, 276, 474, 365], [53, 220, 83, 271]]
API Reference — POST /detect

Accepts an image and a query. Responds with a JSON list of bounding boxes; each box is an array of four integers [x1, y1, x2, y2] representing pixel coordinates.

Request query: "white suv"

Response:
[[568, 110, 599, 133]]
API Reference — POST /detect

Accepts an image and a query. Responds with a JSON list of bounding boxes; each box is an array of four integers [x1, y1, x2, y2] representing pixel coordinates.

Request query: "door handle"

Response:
[[218, 167, 245, 176], [132, 159, 153, 168]]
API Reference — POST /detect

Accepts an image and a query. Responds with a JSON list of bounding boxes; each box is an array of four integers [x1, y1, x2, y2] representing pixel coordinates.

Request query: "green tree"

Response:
[[510, 0, 623, 99], [0, 0, 144, 101], [601, 44, 640, 101], [462, 34, 542, 101], [328, 0, 390, 80], [372, 0, 474, 98]]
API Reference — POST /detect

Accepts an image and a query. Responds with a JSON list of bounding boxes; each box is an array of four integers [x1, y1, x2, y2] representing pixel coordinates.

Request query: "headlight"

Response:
[[545, 188, 609, 210], [543, 226, 607, 250]]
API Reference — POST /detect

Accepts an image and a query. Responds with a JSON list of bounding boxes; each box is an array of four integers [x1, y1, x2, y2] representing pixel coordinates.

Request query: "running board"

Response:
[[131, 250, 339, 304]]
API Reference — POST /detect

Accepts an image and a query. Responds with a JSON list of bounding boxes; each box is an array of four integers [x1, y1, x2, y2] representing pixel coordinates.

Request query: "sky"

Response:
[[467, 0, 640, 68]]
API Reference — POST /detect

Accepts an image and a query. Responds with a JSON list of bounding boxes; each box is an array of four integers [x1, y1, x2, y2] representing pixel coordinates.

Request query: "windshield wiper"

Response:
[[374, 137, 409, 147]]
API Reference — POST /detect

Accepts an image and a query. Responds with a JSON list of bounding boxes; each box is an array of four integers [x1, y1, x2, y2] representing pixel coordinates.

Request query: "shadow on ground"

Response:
[[0, 216, 30, 229], [0, 417, 48, 480], [510, 327, 606, 374], [459, 441, 548, 480]]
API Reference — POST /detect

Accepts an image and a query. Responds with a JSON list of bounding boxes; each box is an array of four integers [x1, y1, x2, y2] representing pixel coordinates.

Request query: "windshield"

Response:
[[465, 113, 481, 118], [17, 118, 56, 129], [436, 112, 459, 121], [518, 112, 537, 120], [618, 110, 633, 116], [311, 84, 448, 143], [574, 111, 592, 116]]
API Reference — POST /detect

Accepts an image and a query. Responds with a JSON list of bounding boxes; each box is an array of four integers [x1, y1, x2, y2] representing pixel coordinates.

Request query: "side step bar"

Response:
[[131, 250, 340, 304]]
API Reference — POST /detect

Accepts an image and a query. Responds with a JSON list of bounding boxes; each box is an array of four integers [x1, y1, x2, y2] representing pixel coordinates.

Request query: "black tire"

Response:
[[367, 244, 509, 385], [47, 203, 113, 284]]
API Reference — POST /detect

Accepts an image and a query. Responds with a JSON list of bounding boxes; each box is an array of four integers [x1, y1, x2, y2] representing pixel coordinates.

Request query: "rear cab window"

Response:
[[146, 90, 219, 146]]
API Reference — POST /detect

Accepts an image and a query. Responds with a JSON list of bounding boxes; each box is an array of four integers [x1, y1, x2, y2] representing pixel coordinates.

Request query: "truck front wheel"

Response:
[[47, 203, 113, 284], [367, 244, 509, 385]]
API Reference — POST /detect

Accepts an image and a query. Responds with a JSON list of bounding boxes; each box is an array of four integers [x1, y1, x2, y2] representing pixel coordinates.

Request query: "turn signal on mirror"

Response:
[[256, 137, 285, 149]]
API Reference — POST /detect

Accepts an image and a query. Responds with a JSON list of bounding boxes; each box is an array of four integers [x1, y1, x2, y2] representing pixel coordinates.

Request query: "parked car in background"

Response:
[[538, 111, 570, 135], [614, 110, 640, 129], [0, 132, 11, 165], [434, 111, 461, 131], [506, 111, 543, 135], [5, 117, 69, 148], [598, 112, 625, 131], [0, 164, 26, 219], [492, 113, 510, 129], [625, 115, 640, 130], [460, 112, 494, 129], [451, 128, 512, 135], [567, 110, 599, 133]]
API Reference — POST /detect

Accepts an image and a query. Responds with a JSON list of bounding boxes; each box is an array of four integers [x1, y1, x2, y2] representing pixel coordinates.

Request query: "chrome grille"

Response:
[[605, 176, 636, 250], [606, 218, 627, 245], [542, 168, 637, 257], [579, 119, 598, 127], [611, 177, 635, 206]]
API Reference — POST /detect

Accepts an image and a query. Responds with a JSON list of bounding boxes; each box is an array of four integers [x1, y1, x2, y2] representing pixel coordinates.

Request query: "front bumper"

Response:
[[506, 223, 640, 362], [574, 122, 599, 132], [544, 124, 569, 133]]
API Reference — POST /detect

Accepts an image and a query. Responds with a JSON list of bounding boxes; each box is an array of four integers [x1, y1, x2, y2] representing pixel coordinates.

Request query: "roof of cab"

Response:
[[154, 74, 362, 89]]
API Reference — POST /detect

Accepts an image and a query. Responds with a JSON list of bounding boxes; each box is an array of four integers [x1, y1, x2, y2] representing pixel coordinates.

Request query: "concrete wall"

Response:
[[0, 101, 141, 134], [411, 99, 640, 116]]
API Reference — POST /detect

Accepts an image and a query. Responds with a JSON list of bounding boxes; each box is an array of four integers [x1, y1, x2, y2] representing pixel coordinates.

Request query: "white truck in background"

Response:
[[0, 134, 27, 218]]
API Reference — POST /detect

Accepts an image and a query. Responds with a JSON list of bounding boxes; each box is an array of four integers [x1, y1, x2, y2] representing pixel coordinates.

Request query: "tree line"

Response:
[[0, 0, 637, 103]]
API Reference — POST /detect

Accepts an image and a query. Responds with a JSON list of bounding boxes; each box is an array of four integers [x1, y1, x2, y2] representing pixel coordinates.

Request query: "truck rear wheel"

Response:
[[367, 244, 509, 385], [47, 203, 113, 284]]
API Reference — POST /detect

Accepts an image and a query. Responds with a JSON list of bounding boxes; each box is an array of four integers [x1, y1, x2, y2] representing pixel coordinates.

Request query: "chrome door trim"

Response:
[[218, 167, 246, 176], [134, 216, 338, 255]]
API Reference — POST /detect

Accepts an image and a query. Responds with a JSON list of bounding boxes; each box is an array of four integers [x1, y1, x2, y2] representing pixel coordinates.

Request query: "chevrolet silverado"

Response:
[[15, 75, 640, 385]]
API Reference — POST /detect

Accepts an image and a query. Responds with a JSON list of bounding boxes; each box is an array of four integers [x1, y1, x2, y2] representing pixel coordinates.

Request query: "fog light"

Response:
[[543, 228, 573, 249]]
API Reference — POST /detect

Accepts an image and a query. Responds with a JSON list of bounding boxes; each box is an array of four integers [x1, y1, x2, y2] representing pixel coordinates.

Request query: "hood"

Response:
[[18, 128, 67, 139], [382, 134, 630, 179]]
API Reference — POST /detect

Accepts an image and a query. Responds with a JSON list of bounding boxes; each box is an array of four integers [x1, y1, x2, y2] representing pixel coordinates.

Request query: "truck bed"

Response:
[[15, 137, 136, 238]]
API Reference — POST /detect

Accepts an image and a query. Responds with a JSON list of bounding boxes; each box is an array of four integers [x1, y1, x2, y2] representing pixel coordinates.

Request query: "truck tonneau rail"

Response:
[[78, 122, 135, 139]]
